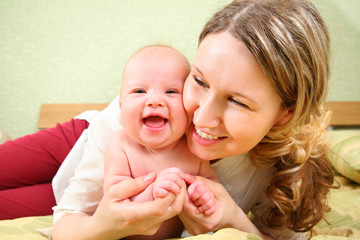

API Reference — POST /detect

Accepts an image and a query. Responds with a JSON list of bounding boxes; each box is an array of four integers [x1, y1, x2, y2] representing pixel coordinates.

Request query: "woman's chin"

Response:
[[187, 141, 217, 160]]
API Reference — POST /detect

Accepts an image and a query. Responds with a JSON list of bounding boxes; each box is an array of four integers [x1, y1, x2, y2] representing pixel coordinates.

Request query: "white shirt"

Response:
[[52, 96, 304, 240]]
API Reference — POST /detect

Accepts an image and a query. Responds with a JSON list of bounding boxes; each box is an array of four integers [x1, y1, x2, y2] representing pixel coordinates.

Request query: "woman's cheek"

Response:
[[183, 81, 197, 115]]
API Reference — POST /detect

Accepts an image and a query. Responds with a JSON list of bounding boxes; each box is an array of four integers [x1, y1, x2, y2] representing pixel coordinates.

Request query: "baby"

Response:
[[103, 45, 217, 239]]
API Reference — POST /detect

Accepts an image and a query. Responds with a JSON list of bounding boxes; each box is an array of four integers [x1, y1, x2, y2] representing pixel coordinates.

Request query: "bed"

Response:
[[0, 101, 359, 240]]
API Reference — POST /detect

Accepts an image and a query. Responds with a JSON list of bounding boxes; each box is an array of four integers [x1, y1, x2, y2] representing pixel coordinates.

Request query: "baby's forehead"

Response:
[[131, 45, 185, 62], [124, 46, 189, 75]]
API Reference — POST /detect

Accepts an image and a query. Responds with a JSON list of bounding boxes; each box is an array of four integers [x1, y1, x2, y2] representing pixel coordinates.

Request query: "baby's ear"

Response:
[[276, 107, 294, 126]]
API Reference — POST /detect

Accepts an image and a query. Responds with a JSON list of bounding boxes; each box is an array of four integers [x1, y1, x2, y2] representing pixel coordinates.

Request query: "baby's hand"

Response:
[[153, 167, 185, 199], [187, 181, 215, 216]]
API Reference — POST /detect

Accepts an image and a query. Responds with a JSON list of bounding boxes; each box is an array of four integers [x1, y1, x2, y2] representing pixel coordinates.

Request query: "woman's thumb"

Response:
[[111, 172, 156, 199]]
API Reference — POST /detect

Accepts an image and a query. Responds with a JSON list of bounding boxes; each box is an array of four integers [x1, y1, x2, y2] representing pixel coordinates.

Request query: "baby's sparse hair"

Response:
[[120, 44, 190, 96], [123, 44, 189, 73]]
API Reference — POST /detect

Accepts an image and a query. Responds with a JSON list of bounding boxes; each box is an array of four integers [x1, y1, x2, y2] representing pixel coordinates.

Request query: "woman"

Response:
[[2, 0, 334, 239], [179, 0, 334, 238]]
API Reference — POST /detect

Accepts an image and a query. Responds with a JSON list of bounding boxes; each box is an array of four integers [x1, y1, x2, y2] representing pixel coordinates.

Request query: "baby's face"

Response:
[[120, 48, 190, 149]]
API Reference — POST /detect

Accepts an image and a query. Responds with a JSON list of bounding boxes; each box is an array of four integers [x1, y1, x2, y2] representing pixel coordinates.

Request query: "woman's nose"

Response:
[[193, 96, 221, 128]]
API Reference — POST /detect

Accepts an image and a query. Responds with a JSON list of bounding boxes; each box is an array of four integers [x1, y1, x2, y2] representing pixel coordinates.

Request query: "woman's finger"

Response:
[[168, 181, 186, 213], [122, 193, 176, 220], [125, 183, 185, 220], [108, 172, 156, 200]]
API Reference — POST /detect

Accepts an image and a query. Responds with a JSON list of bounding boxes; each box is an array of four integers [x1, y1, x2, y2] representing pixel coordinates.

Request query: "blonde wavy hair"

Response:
[[200, 0, 335, 233]]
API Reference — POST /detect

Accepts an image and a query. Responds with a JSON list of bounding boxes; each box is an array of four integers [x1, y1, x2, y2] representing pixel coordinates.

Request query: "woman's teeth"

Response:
[[195, 126, 219, 140]]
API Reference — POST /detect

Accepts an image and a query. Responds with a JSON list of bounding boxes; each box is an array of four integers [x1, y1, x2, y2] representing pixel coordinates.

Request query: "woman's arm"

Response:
[[180, 175, 274, 240], [52, 173, 186, 240]]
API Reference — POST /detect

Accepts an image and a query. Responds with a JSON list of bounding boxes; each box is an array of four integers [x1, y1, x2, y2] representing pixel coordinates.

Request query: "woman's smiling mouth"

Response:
[[195, 126, 221, 140]]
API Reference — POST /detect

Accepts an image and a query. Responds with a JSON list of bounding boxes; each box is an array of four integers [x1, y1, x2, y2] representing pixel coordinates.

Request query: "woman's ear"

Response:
[[276, 107, 294, 126]]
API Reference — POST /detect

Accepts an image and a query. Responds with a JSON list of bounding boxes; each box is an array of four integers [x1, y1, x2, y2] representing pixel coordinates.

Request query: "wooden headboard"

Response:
[[38, 103, 108, 129], [38, 101, 360, 129], [324, 102, 360, 126]]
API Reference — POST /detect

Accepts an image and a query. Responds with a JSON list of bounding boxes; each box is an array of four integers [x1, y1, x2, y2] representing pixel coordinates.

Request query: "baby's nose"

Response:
[[146, 97, 165, 108]]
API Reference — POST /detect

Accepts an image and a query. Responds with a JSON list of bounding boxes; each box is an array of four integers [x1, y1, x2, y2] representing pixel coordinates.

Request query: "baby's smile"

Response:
[[143, 115, 168, 129]]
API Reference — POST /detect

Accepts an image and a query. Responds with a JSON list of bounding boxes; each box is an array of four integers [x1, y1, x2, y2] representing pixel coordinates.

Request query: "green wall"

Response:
[[1, 0, 359, 139], [312, 0, 360, 101]]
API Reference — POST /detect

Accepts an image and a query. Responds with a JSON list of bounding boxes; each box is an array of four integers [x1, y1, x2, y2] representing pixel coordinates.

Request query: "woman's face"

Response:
[[183, 31, 291, 160]]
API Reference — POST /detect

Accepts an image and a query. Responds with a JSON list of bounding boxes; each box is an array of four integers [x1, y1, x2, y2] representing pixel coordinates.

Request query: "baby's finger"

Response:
[[201, 205, 216, 216], [183, 174, 196, 185], [159, 167, 185, 179], [194, 196, 215, 215], [157, 173, 183, 189], [188, 183, 206, 202], [156, 180, 181, 195], [158, 172, 183, 183], [193, 190, 213, 207], [153, 187, 169, 198]]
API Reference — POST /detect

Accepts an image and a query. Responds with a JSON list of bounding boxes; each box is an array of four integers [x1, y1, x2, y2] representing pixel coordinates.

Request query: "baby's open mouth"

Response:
[[143, 116, 168, 128]]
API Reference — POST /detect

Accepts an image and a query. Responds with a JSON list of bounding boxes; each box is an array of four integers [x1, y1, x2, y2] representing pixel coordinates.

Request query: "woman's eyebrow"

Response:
[[232, 91, 258, 106], [191, 65, 205, 78]]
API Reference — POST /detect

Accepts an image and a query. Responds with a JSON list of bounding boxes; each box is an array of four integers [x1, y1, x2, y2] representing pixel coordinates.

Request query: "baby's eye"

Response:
[[193, 76, 208, 88], [166, 89, 179, 94], [133, 89, 146, 94]]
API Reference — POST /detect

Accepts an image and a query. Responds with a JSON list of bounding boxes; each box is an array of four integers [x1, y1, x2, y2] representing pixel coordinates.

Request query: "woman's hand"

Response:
[[179, 174, 241, 235], [180, 174, 274, 240], [95, 172, 186, 239], [52, 172, 186, 240]]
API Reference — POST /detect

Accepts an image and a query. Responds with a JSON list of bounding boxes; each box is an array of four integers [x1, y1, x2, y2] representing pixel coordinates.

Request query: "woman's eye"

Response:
[[229, 97, 249, 109], [133, 89, 146, 94], [193, 76, 208, 88], [166, 89, 179, 94]]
